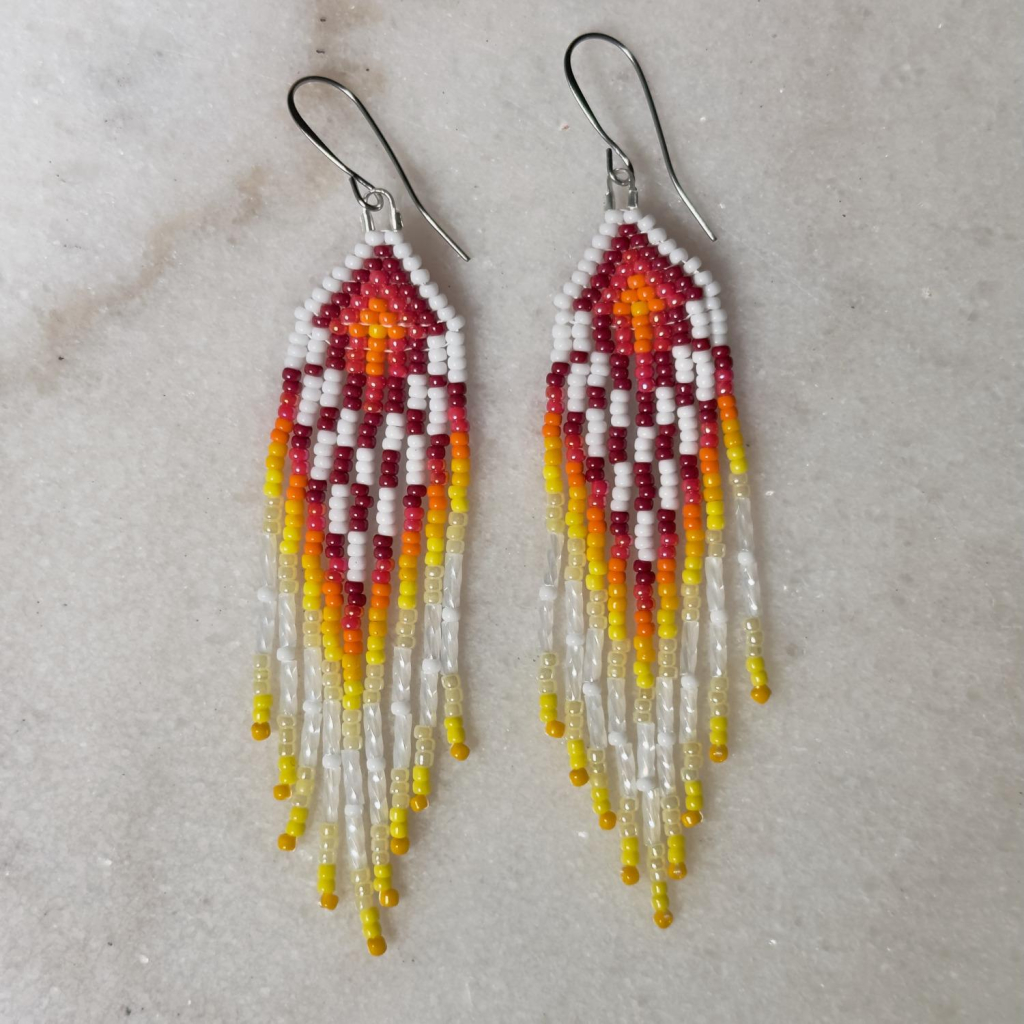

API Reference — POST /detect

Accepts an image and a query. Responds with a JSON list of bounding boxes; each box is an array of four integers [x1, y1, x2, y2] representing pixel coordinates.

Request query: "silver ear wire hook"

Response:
[[287, 75, 470, 261], [563, 33, 716, 242]]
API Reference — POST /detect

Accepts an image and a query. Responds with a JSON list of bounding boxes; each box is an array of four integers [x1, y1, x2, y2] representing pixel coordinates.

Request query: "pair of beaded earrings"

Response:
[[248, 33, 773, 955]]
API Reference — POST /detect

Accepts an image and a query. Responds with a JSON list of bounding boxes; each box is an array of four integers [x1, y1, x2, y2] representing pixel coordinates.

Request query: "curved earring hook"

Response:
[[563, 33, 716, 242], [287, 75, 470, 261]]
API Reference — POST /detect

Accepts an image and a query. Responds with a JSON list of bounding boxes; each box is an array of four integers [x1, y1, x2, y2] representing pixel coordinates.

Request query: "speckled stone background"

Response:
[[1, 1, 1021, 1021]]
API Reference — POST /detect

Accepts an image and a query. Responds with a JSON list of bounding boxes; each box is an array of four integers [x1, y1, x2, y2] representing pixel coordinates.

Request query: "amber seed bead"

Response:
[[621, 865, 640, 886], [751, 686, 772, 704], [668, 862, 688, 880], [251, 722, 271, 741], [654, 910, 674, 929], [681, 809, 703, 828], [450, 742, 470, 761], [273, 784, 291, 801], [546, 720, 566, 739], [277, 833, 296, 851], [569, 768, 589, 787], [410, 794, 429, 813], [390, 837, 409, 856], [379, 888, 400, 909], [320, 892, 338, 910], [367, 936, 387, 957], [709, 744, 729, 763], [599, 811, 617, 831]]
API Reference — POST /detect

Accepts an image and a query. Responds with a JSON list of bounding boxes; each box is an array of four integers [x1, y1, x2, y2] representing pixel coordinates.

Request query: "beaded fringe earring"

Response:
[[535, 35, 773, 928], [250, 77, 472, 956]]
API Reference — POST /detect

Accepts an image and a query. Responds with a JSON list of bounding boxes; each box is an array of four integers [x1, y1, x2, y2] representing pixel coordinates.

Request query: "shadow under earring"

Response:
[[250, 76, 472, 955], [535, 34, 774, 927]]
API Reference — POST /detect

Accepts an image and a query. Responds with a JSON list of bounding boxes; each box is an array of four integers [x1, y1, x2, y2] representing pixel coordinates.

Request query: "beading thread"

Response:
[[536, 206, 771, 927], [251, 227, 471, 956]]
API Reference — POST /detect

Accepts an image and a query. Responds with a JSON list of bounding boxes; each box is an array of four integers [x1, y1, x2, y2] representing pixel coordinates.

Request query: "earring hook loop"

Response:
[[287, 75, 470, 261], [563, 33, 716, 241]]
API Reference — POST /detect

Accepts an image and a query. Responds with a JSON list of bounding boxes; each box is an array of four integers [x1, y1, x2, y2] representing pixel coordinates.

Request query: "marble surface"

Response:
[[2, 1, 1022, 1021]]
